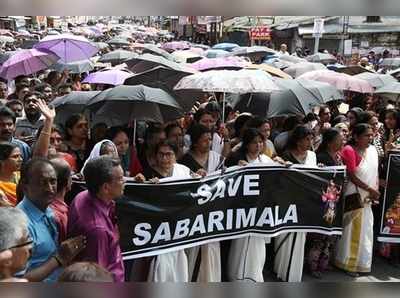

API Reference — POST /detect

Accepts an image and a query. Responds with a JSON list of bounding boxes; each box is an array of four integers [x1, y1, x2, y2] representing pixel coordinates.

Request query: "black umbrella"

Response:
[[85, 85, 183, 125], [108, 37, 130, 46], [126, 53, 195, 74], [51, 59, 95, 74], [136, 43, 176, 61], [50, 91, 101, 126], [98, 50, 138, 66], [124, 65, 201, 111]]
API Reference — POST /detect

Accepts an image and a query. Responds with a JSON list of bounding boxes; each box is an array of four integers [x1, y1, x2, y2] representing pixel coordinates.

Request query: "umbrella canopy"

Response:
[[171, 50, 203, 63], [231, 78, 343, 118], [190, 56, 247, 71], [134, 43, 176, 61], [0, 48, 60, 80], [278, 54, 307, 64], [52, 59, 94, 73], [298, 70, 374, 93], [212, 43, 240, 52], [124, 65, 200, 111], [204, 49, 231, 58], [98, 50, 138, 66], [34, 34, 98, 63], [174, 69, 280, 94], [93, 42, 110, 50], [50, 91, 101, 125], [245, 63, 292, 79], [263, 58, 293, 70], [161, 41, 191, 52], [374, 82, 400, 102], [126, 53, 196, 74], [19, 39, 39, 49], [283, 62, 327, 78], [107, 37, 130, 46], [306, 53, 337, 64], [381, 58, 400, 68], [0, 51, 16, 65], [86, 85, 183, 124], [354, 72, 397, 89], [0, 35, 15, 43], [191, 43, 210, 50], [232, 46, 277, 60], [334, 65, 373, 75], [83, 69, 133, 86]]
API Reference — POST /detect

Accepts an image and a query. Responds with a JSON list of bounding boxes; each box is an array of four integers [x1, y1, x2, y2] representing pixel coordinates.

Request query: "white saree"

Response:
[[335, 145, 378, 273]]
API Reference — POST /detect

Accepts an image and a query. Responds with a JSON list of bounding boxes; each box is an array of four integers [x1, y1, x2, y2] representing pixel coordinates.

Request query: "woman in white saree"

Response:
[[335, 123, 380, 276]]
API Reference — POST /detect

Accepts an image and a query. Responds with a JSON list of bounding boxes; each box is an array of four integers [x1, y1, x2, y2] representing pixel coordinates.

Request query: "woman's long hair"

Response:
[[317, 128, 341, 154], [347, 123, 371, 146], [239, 128, 264, 155], [286, 125, 313, 151]]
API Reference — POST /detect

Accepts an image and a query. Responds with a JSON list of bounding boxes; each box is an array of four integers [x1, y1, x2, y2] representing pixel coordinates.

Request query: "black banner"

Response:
[[378, 153, 400, 244], [116, 164, 346, 260]]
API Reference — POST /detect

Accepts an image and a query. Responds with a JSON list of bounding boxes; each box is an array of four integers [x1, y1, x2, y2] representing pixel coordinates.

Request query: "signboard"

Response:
[[313, 18, 324, 38], [249, 26, 271, 40], [344, 39, 352, 56]]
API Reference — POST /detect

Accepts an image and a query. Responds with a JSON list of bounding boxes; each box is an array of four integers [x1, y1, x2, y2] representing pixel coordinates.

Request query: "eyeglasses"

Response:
[[1, 238, 33, 252]]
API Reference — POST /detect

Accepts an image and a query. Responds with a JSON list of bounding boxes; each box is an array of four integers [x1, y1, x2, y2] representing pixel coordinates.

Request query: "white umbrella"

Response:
[[354, 72, 397, 89], [174, 69, 280, 120]]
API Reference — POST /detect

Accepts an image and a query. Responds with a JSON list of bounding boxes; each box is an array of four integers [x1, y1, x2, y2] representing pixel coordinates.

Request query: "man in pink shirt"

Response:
[[67, 156, 125, 282]]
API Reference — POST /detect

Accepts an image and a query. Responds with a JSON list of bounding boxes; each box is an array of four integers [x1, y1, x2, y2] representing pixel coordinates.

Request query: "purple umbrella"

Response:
[[83, 69, 133, 86], [34, 34, 98, 63], [161, 41, 191, 52], [191, 56, 248, 71], [0, 48, 60, 80]]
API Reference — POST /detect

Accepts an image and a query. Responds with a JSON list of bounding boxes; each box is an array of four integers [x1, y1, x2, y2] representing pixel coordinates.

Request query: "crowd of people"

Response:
[[0, 70, 399, 282], [0, 20, 400, 283]]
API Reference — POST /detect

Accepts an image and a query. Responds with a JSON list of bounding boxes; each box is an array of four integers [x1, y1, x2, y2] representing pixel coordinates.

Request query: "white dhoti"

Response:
[[147, 251, 189, 282], [227, 236, 270, 282], [274, 232, 306, 282], [186, 242, 221, 282]]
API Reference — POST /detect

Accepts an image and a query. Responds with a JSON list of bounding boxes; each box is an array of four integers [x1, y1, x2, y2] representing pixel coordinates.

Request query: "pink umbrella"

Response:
[[0, 49, 60, 80], [191, 56, 248, 71], [82, 69, 133, 86], [161, 41, 191, 52], [298, 70, 374, 93]]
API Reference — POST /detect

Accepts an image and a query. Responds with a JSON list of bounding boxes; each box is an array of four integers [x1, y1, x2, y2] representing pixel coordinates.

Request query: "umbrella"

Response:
[[212, 43, 239, 52], [85, 85, 183, 125], [98, 50, 138, 66], [354, 72, 397, 89], [334, 65, 373, 75], [306, 53, 337, 64], [374, 82, 400, 102], [124, 65, 200, 111], [174, 69, 280, 121], [381, 58, 400, 68], [34, 34, 98, 63], [126, 53, 196, 74], [0, 48, 60, 80], [298, 70, 374, 93], [230, 78, 343, 118], [263, 58, 293, 70], [19, 39, 39, 49], [191, 43, 210, 50], [232, 46, 277, 59], [133, 43, 176, 61], [278, 54, 307, 64], [204, 49, 231, 58], [52, 59, 95, 73], [283, 62, 327, 78], [47, 30, 61, 35], [161, 41, 191, 52], [83, 69, 133, 86], [107, 37, 130, 46], [93, 42, 110, 50], [246, 63, 292, 79], [0, 36, 14, 43], [190, 56, 247, 71], [0, 51, 16, 65], [50, 91, 101, 125], [171, 50, 203, 63]]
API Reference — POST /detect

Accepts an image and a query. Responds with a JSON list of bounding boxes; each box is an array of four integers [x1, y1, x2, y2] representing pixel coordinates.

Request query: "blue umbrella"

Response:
[[204, 49, 231, 58], [212, 42, 240, 52]]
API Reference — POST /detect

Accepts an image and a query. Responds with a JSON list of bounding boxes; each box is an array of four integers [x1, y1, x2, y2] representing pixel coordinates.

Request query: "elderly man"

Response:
[[279, 43, 289, 56], [0, 207, 31, 282], [0, 106, 31, 162], [17, 158, 86, 282], [67, 156, 125, 282]]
